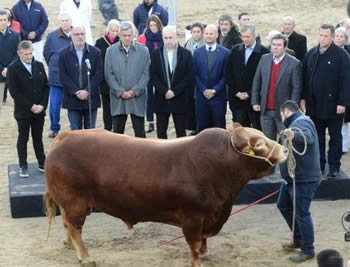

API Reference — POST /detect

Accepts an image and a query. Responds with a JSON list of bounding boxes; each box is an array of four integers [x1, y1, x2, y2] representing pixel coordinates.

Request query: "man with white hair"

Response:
[[193, 24, 230, 132], [44, 13, 72, 138], [281, 16, 307, 61], [151, 25, 193, 139]]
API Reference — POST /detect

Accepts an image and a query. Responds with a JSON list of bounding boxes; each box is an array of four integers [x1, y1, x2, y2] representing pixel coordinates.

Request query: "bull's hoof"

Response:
[[199, 248, 209, 256], [63, 240, 73, 249], [81, 260, 96, 267]]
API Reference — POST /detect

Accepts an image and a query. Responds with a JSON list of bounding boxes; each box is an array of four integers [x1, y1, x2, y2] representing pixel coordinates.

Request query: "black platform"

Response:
[[8, 163, 350, 218]]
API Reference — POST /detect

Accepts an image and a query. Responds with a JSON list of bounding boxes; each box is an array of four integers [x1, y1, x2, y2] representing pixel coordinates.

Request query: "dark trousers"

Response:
[[16, 116, 46, 168], [146, 82, 154, 122], [196, 99, 226, 132], [112, 114, 145, 138], [277, 181, 320, 256], [260, 110, 285, 141], [312, 117, 343, 172], [101, 94, 112, 131], [235, 107, 261, 130], [156, 112, 186, 139], [68, 109, 97, 130]]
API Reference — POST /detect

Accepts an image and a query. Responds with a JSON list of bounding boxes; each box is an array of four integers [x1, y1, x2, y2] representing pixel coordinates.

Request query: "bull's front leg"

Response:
[[182, 217, 204, 267], [199, 238, 208, 256]]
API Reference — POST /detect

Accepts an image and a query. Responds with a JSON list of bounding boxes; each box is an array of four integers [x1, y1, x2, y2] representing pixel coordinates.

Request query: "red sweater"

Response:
[[266, 60, 283, 110]]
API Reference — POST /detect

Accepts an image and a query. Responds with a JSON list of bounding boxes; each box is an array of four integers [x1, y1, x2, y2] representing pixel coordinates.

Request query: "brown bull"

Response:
[[44, 124, 288, 267]]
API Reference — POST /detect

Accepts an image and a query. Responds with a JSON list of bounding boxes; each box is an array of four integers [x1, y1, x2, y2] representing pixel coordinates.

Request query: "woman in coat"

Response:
[[95, 19, 120, 131]]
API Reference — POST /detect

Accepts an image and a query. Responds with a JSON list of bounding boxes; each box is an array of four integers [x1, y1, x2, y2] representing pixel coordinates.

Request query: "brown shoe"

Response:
[[281, 242, 300, 252]]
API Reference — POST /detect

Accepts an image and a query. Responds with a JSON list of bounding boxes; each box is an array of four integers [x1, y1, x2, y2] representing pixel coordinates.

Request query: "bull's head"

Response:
[[230, 123, 288, 170]]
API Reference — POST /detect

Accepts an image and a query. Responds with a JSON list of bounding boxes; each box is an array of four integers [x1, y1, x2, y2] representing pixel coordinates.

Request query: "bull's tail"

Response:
[[43, 191, 57, 240]]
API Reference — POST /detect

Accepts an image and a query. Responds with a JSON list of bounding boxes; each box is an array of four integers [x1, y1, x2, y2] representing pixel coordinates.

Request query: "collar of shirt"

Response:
[[245, 41, 257, 51], [0, 28, 7, 35], [26, 2, 31, 10], [21, 60, 32, 73], [273, 53, 286, 64], [206, 43, 217, 52]]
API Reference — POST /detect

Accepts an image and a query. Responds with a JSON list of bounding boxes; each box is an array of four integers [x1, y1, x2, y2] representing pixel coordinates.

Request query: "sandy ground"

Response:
[[1, 0, 350, 266]]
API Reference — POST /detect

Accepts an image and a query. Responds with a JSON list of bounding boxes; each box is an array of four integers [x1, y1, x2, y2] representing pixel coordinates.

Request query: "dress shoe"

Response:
[[327, 170, 339, 179], [289, 252, 314, 263], [145, 123, 154, 133], [48, 131, 58, 138]]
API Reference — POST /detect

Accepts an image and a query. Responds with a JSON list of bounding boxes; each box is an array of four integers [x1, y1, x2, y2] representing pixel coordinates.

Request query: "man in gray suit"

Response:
[[105, 21, 150, 138], [251, 33, 302, 141]]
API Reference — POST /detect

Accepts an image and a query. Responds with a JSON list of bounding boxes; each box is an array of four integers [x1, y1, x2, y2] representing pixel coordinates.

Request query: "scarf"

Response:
[[163, 42, 178, 89], [185, 38, 205, 54], [145, 29, 163, 54]]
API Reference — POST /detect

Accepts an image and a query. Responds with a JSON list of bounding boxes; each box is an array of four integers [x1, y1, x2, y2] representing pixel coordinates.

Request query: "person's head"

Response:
[[58, 13, 72, 33], [204, 24, 218, 45], [106, 19, 120, 38], [319, 24, 335, 50], [271, 33, 288, 58], [71, 25, 86, 49], [334, 27, 348, 47], [241, 24, 256, 47], [238, 12, 250, 27], [282, 16, 296, 35], [218, 14, 233, 35], [162, 25, 176, 50], [191, 22, 204, 41], [280, 100, 300, 122], [0, 8, 9, 32], [143, 0, 154, 6], [317, 249, 343, 267], [146, 14, 163, 34], [17, 40, 33, 63], [119, 21, 135, 47], [4, 8, 14, 25]]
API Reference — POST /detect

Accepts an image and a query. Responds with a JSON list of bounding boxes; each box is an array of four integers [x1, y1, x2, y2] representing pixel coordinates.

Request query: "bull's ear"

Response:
[[230, 131, 249, 151], [232, 122, 242, 130]]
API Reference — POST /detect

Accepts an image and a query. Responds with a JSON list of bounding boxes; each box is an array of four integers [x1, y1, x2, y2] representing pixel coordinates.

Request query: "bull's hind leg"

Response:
[[182, 217, 204, 267], [60, 208, 73, 249], [199, 238, 208, 256]]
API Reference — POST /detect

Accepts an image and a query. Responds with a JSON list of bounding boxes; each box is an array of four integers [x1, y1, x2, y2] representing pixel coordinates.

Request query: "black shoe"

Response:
[[145, 123, 154, 133], [189, 131, 197, 136], [289, 252, 314, 263], [327, 170, 339, 178], [38, 165, 44, 173], [19, 167, 29, 178]]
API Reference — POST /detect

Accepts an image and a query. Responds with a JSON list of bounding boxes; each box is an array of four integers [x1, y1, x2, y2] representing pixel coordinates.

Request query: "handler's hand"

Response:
[[283, 129, 295, 141]]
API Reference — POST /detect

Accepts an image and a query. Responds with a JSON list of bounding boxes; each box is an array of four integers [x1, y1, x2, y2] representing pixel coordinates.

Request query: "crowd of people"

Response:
[[1, 0, 350, 264]]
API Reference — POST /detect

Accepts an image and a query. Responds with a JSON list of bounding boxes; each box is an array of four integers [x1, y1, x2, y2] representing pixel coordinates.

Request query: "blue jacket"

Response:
[[133, 1, 168, 34], [0, 28, 21, 82], [279, 110, 321, 183], [43, 28, 71, 87], [59, 44, 103, 110], [193, 45, 230, 102], [12, 0, 49, 42]]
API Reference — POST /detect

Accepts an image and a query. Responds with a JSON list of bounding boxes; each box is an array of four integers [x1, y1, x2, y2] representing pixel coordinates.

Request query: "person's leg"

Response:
[[30, 116, 46, 167], [49, 86, 63, 134], [327, 117, 343, 173], [172, 113, 187, 138], [130, 114, 146, 138], [260, 110, 277, 140], [112, 114, 127, 134], [156, 112, 169, 139], [145, 82, 154, 133], [16, 119, 30, 169], [235, 108, 250, 127], [101, 94, 112, 131], [0, 82, 5, 105], [83, 109, 97, 129], [248, 108, 262, 130], [196, 100, 211, 133], [68, 110, 83, 130], [312, 117, 327, 172], [342, 122, 349, 153], [210, 100, 226, 129], [2, 82, 8, 103]]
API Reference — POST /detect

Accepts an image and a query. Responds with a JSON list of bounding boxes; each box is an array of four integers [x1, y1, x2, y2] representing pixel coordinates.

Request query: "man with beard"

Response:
[[216, 14, 241, 50]]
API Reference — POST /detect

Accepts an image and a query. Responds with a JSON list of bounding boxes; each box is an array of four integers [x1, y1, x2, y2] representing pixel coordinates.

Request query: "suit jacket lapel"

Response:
[[275, 55, 290, 87]]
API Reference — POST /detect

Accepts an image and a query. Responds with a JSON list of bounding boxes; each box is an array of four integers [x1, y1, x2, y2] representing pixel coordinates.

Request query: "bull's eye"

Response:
[[254, 140, 265, 149]]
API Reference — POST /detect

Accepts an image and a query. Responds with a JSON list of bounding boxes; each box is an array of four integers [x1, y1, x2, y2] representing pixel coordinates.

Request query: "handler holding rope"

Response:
[[277, 100, 321, 263]]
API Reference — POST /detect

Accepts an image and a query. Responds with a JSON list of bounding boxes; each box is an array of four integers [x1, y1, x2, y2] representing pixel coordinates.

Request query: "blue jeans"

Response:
[[277, 181, 320, 256], [68, 109, 97, 130], [49, 86, 63, 132]]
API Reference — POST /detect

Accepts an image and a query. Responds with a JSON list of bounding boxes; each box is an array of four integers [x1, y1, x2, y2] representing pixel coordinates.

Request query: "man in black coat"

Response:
[[226, 24, 269, 130], [151, 25, 193, 139], [301, 24, 350, 178], [7, 40, 49, 177], [217, 14, 242, 50], [281, 16, 307, 62]]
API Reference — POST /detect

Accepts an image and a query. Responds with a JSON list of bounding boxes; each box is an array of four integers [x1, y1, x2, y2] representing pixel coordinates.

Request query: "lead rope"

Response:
[[277, 127, 307, 244]]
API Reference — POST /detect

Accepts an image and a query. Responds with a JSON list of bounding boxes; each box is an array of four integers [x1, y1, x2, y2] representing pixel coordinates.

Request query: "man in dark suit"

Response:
[[151, 25, 193, 139], [7, 40, 49, 177], [193, 24, 230, 132], [226, 24, 269, 130], [251, 33, 302, 141], [281, 16, 307, 62], [302, 24, 350, 178]]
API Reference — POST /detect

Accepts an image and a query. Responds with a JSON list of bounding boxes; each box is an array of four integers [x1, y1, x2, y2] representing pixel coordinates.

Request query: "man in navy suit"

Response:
[[193, 24, 230, 132]]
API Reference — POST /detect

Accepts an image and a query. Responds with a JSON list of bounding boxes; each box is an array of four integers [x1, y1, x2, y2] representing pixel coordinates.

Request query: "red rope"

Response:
[[158, 189, 280, 247]]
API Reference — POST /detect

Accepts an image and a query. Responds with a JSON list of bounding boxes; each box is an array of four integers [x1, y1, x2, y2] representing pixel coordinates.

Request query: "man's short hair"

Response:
[[238, 12, 249, 20], [120, 21, 135, 34], [240, 24, 256, 35], [282, 16, 296, 25], [18, 40, 33, 51], [280, 100, 299, 113], [163, 25, 176, 35], [191, 22, 204, 32], [218, 14, 234, 26], [0, 8, 8, 17], [320, 24, 335, 35], [58, 12, 71, 21], [271, 33, 289, 47], [317, 249, 343, 267]]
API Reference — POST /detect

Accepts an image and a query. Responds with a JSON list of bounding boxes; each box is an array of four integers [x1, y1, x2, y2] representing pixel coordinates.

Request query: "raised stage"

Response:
[[8, 163, 350, 218]]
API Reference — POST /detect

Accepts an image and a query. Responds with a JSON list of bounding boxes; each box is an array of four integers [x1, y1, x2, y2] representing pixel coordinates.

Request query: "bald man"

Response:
[[193, 24, 230, 132]]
